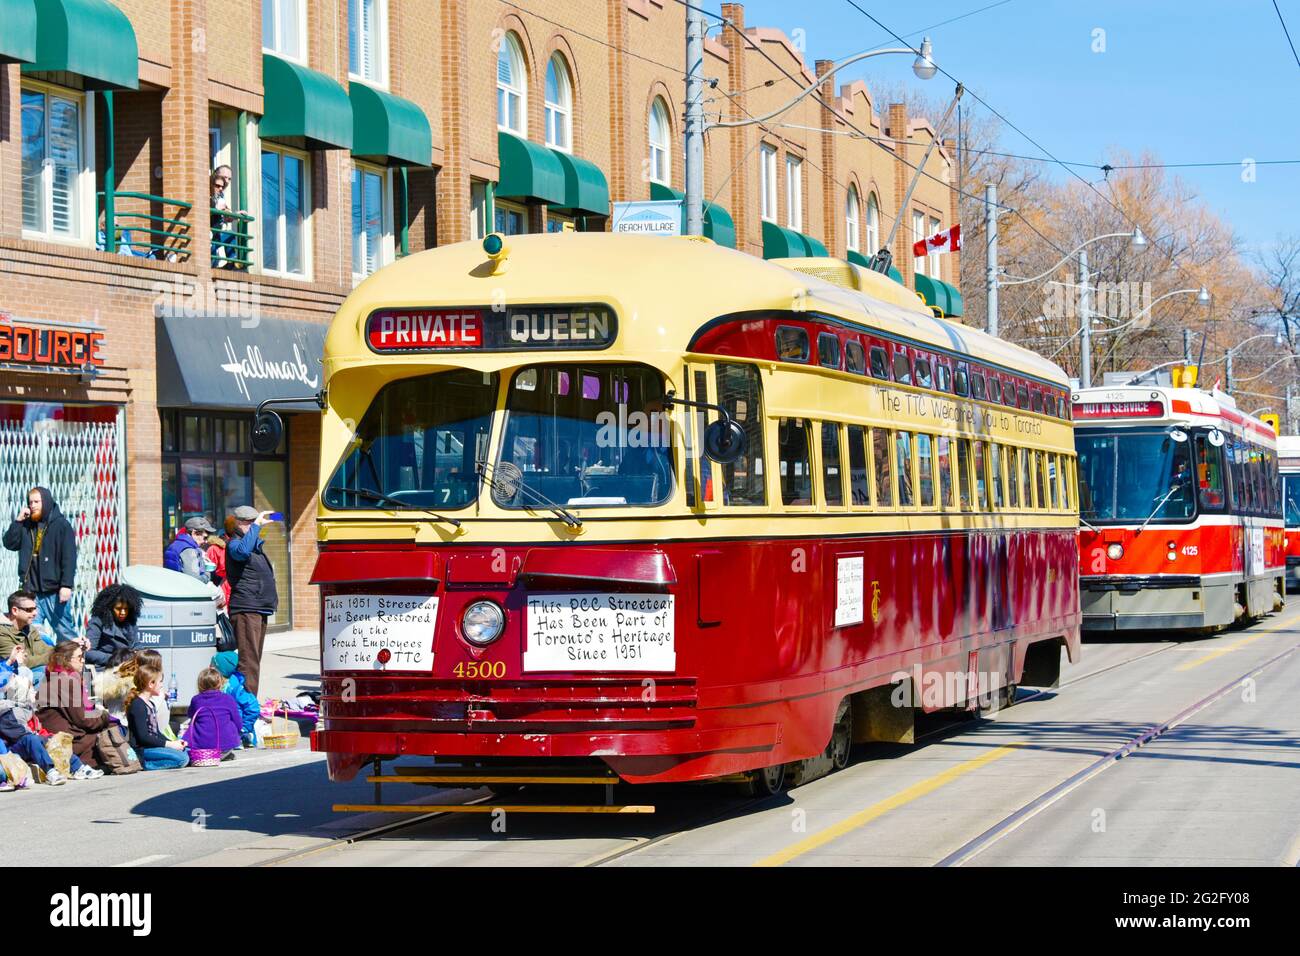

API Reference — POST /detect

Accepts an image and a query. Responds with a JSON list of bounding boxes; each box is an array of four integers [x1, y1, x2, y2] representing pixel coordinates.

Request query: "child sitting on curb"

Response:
[[212, 651, 260, 748], [186, 666, 243, 760], [125, 663, 189, 770]]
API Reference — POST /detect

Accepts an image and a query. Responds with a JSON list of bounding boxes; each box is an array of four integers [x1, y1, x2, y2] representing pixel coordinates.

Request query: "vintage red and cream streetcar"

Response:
[[1074, 382, 1285, 632], [255, 233, 1082, 800]]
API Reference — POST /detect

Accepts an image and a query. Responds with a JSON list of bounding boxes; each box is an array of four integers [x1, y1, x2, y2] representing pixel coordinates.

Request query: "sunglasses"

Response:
[[13, 605, 36, 613]]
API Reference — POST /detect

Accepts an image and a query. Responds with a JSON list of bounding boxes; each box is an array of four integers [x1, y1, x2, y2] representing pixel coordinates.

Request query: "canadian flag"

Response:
[[913, 224, 961, 258]]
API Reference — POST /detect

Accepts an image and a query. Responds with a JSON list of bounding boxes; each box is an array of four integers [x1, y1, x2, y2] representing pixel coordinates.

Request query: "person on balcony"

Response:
[[210, 165, 245, 270]]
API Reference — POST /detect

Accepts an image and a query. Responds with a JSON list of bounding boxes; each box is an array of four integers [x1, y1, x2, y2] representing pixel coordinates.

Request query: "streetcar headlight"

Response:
[[1167, 551, 1177, 562], [1107, 543, 1124, 561], [461, 600, 505, 646]]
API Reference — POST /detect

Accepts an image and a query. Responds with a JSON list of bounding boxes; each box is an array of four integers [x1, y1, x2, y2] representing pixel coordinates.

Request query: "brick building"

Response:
[[0, 0, 960, 633]]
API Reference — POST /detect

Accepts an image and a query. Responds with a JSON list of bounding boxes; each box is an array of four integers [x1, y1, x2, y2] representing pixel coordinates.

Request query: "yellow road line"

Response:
[[1176, 623, 1292, 672], [753, 744, 1022, 867]]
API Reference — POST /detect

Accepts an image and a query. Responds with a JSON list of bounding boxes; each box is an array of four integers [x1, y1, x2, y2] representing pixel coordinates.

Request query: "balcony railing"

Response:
[[211, 208, 255, 270], [97, 192, 192, 261]]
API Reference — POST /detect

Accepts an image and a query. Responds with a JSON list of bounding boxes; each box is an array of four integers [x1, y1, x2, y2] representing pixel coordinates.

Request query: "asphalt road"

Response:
[[12, 612, 1300, 868]]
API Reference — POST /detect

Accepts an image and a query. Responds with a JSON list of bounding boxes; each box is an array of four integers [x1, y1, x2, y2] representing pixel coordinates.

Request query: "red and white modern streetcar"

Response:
[[1074, 383, 1285, 632], [1279, 435, 1300, 590]]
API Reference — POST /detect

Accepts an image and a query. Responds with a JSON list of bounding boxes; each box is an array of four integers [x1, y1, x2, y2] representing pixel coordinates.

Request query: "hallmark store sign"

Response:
[[0, 314, 105, 369], [365, 304, 617, 353]]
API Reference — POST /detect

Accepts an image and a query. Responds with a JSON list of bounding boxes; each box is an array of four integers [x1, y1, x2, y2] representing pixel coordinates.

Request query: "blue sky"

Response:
[[723, 0, 1300, 258]]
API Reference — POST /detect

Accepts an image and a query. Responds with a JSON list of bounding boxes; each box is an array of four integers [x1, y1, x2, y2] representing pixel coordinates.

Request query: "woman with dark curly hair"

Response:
[[84, 583, 144, 667]]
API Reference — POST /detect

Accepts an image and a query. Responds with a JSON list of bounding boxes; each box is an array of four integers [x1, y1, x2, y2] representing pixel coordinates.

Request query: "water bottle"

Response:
[[167, 673, 178, 705]]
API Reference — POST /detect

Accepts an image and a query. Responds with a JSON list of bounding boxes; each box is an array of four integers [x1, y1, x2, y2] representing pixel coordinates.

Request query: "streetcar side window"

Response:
[[954, 363, 970, 397], [1017, 386, 1030, 409], [845, 340, 867, 375], [914, 357, 934, 390], [872, 428, 894, 508], [1060, 455, 1073, 511], [775, 326, 809, 363], [896, 430, 916, 507], [1048, 453, 1060, 509], [936, 361, 952, 393], [893, 348, 912, 385], [821, 422, 844, 506], [991, 443, 1005, 509], [847, 425, 870, 506], [1031, 390, 1044, 414], [1021, 447, 1035, 508], [937, 436, 955, 508], [917, 433, 935, 507], [971, 372, 987, 401], [973, 440, 990, 511], [1008, 447, 1019, 512], [869, 345, 889, 380], [715, 362, 766, 507], [818, 333, 841, 370], [990, 377, 1003, 404], [956, 438, 973, 510], [778, 418, 813, 506], [1035, 451, 1048, 509]]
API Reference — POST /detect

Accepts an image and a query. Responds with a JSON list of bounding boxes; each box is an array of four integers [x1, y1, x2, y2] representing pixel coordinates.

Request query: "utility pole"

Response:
[[1079, 249, 1092, 389], [985, 182, 997, 338], [683, 4, 706, 236], [1225, 350, 1233, 395], [1183, 329, 1193, 365], [1288, 382, 1295, 434]]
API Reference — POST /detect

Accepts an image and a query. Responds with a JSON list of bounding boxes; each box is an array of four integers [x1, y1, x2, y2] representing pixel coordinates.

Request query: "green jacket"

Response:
[[0, 622, 51, 669]]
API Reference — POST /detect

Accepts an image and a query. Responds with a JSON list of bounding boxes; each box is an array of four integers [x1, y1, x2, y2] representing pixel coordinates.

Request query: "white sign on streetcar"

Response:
[[524, 592, 675, 672], [322, 594, 439, 671]]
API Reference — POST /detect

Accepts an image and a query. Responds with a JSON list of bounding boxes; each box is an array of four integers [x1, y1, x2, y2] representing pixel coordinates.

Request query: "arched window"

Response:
[[544, 53, 572, 151], [497, 33, 526, 134], [846, 185, 861, 253], [865, 192, 880, 256], [648, 98, 671, 185]]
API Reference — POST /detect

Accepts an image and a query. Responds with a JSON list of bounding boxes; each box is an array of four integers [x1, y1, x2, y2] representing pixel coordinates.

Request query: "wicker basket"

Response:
[[262, 710, 299, 750]]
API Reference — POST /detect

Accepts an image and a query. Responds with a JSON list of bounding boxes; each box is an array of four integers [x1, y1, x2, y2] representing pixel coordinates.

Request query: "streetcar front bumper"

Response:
[[1079, 575, 1233, 632]]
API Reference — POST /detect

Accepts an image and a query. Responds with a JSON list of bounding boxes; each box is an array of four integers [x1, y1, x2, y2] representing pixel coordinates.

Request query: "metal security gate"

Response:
[[0, 407, 127, 635]]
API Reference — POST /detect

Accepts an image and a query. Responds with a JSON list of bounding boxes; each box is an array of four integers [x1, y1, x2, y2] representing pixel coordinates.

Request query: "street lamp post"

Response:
[[683, 29, 939, 236]]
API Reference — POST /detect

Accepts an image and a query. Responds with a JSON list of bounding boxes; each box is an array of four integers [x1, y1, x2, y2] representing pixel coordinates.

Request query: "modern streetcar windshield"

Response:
[[1286, 474, 1300, 527], [1076, 429, 1195, 523], [324, 369, 498, 510], [494, 363, 674, 508]]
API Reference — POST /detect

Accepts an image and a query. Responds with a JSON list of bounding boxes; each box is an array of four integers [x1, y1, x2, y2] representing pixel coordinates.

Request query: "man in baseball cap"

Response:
[[164, 516, 215, 583], [226, 505, 280, 696]]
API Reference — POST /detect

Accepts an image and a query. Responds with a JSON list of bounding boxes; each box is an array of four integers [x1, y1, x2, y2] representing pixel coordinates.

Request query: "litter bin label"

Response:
[[137, 626, 215, 648]]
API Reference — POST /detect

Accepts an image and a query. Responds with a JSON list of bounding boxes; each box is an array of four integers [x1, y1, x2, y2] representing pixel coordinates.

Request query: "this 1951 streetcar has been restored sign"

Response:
[[365, 303, 616, 353]]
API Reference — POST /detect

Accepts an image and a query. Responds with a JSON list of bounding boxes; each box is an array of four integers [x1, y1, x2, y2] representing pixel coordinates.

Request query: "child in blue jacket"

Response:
[[211, 651, 259, 747]]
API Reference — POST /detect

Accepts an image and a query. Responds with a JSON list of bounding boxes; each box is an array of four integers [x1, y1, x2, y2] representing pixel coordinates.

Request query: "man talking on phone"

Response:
[[226, 505, 280, 697], [2, 487, 78, 643]]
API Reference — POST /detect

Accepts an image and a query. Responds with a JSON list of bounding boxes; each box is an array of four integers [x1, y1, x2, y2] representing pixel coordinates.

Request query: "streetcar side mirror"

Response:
[[252, 410, 285, 454], [1168, 428, 1188, 443], [703, 419, 747, 465]]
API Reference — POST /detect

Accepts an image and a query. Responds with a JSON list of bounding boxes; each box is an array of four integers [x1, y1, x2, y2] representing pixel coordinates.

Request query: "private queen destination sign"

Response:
[[365, 304, 617, 353]]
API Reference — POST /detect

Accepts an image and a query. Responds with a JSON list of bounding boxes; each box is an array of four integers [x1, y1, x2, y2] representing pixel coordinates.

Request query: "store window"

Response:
[[21, 84, 89, 243], [497, 32, 527, 134], [760, 144, 777, 221], [912, 209, 927, 276], [865, 192, 880, 256], [352, 163, 391, 281], [161, 410, 292, 630], [785, 155, 802, 230], [545, 54, 573, 152], [470, 180, 490, 240], [261, 146, 308, 276], [263, 0, 305, 61], [845, 186, 860, 253], [494, 199, 526, 236]]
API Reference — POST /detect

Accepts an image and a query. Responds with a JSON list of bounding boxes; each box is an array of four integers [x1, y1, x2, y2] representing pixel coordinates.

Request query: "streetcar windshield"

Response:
[[1076, 429, 1195, 523], [323, 369, 497, 511], [1285, 474, 1300, 527], [494, 363, 674, 509]]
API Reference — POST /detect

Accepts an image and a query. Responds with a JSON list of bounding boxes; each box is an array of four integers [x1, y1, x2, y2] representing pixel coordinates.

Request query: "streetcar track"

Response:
[[258, 621, 1283, 867], [935, 635, 1300, 867]]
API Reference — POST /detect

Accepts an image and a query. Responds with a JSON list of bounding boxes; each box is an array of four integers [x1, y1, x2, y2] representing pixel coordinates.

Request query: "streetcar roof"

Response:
[[325, 234, 1069, 385], [1073, 384, 1277, 443]]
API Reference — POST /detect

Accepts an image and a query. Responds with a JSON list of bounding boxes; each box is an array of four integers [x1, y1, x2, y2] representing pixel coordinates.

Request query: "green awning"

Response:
[[1, 0, 37, 63], [915, 273, 965, 317], [648, 183, 736, 248], [497, 131, 566, 205], [551, 151, 610, 218], [846, 249, 871, 268], [762, 220, 829, 259], [349, 82, 430, 166], [22, 0, 137, 89], [888, 265, 904, 285], [261, 53, 352, 150]]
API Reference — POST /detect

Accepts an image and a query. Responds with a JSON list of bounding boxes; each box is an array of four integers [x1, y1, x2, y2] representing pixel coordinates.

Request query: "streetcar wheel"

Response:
[[829, 699, 853, 772], [742, 762, 787, 797]]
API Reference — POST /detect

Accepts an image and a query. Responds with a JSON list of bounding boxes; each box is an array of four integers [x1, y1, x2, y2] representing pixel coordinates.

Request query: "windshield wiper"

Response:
[[477, 459, 583, 529], [329, 485, 461, 527], [1134, 485, 1181, 536], [1079, 514, 1100, 533]]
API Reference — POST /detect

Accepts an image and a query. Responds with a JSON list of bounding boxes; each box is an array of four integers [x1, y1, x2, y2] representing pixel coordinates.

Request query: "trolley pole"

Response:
[[1079, 249, 1092, 389], [1183, 328, 1193, 365], [985, 182, 998, 337], [683, 4, 706, 236]]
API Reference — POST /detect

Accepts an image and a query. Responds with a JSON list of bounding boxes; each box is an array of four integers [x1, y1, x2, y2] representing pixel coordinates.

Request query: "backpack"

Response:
[[94, 723, 141, 774]]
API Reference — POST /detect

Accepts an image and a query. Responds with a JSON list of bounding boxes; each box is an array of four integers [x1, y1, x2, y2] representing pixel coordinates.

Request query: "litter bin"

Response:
[[122, 565, 217, 712]]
